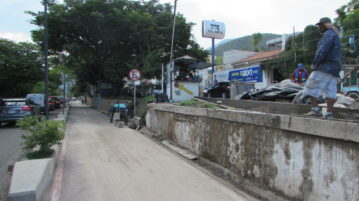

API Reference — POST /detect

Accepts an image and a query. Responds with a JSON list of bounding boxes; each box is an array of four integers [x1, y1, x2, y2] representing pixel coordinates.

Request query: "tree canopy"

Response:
[[0, 39, 43, 97], [28, 0, 208, 92]]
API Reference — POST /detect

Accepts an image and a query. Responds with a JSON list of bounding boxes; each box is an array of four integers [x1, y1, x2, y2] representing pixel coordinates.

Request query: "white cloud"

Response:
[[0, 32, 33, 43]]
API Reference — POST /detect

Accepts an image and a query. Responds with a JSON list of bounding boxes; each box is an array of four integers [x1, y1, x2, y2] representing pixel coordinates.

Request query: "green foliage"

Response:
[[252, 33, 263, 52], [17, 116, 64, 159], [179, 99, 220, 109], [335, 0, 359, 60], [31, 68, 63, 95], [137, 95, 155, 120], [0, 39, 43, 97], [213, 33, 281, 57], [179, 99, 198, 107], [262, 26, 321, 77], [214, 57, 223, 65], [28, 0, 208, 92]]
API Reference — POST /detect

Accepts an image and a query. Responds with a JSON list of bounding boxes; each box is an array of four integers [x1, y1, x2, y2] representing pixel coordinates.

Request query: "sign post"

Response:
[[202, 20, 225, 87], [128, 69, 141, 117]]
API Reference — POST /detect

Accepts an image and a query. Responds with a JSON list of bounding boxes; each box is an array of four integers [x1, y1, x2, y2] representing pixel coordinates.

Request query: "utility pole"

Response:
[[169, 0, 177, 100], [293, 26, 297, 63], [63, 73, 66, 114], [44, 0, 49, 119]]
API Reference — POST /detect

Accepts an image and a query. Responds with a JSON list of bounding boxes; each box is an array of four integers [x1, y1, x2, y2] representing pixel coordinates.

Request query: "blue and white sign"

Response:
[[202, 20, 225, 39], [228, 66, 263, 82]]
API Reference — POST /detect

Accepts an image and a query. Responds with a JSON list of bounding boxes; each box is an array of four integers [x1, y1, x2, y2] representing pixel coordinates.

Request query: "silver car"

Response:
[[0, 98, 38, 125]]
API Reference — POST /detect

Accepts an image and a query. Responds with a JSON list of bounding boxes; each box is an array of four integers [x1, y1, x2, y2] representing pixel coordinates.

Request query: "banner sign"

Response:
[[228, 66, 263, 83]]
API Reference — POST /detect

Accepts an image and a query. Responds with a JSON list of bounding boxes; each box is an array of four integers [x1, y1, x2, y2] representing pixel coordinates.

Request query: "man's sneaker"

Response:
[[324, 113, 334, 120], [305, 110, 322, 117]]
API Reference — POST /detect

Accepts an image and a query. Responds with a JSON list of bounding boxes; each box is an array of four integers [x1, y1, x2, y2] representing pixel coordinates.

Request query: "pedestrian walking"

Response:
[[303, 17, 341, 119], [291, 63, 309, 85]]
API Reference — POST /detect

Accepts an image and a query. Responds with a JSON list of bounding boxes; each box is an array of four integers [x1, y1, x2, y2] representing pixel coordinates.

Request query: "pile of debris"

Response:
[[128, 116, 142, 130], [235, 79, 356, 108]]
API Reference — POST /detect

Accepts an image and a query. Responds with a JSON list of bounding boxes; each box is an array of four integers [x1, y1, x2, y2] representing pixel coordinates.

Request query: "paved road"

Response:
[[52, 104, 258, 201], [0, 124, 24, 201]]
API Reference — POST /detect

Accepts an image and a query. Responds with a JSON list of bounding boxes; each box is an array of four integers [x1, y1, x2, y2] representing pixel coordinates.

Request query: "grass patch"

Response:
[[179, 99, 220, 109], [179, 99, 198, 107]]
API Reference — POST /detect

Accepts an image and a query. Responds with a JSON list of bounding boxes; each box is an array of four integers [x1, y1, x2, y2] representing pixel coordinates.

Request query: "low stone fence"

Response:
[[146, 103, 359, 201]]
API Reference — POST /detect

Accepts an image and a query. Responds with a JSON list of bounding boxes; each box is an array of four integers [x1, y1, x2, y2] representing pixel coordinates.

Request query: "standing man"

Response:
[[291, 63, 309, 85], [303, 17, 341, 119]]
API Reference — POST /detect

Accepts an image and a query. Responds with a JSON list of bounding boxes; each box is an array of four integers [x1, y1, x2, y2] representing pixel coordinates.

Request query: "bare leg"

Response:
[[327, 98, 335, 113], [311, 96, 318, 108]]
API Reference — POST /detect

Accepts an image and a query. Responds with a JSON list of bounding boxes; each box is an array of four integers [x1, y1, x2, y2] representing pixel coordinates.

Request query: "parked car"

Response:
[[206, 82, 231, 98], [50, 96, 61, 109], [342, 85, 359, 100], [0, 98, 39, 125], [48, 97, 55, 111], [26, 94, 45, 114]]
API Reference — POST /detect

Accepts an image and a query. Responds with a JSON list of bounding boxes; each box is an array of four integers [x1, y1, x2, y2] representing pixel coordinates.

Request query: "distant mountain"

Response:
[[210, 33, 282, 57], [209, 39, 233, 49]]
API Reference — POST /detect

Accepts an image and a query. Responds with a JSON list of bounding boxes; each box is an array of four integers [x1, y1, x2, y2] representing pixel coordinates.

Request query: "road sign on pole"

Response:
[[129, 69, 141, 117], [129, 69, 141, 81]]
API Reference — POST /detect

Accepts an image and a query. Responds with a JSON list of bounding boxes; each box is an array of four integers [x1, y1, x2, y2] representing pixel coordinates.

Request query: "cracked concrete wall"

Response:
[[146, 105, 359, 201]]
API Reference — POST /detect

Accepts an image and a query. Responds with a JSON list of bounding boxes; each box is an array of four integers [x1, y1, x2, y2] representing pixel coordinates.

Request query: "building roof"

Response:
[[232, 49, 283, 66]]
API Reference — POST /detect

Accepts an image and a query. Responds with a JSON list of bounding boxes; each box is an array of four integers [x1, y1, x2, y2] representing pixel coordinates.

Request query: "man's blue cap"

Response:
[[316, 17, 332, 25], [297, 63, 304, 69]]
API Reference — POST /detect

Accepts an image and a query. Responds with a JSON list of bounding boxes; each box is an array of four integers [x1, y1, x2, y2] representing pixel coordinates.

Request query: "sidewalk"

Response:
[[51, 103, 258, 201]]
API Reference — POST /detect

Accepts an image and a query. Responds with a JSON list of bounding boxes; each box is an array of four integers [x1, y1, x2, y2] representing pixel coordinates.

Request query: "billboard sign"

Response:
[[202, 20, 225, 39], [228, 66, 263, 83]]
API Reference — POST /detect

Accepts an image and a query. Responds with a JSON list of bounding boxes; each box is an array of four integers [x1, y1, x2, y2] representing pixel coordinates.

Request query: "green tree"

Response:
[[335, 0, 359, 62], [28, 0, 208, 94], [0, 39, 43, 97], [252, 33, 263, 52]]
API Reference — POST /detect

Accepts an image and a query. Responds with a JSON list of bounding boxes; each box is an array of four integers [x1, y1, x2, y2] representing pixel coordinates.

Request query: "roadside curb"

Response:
[[7, 105, 71, 201]]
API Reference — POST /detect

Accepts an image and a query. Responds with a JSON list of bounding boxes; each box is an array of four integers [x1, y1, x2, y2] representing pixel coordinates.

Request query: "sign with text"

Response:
[[128, 69, 141, 81], [202, 20, 225, 39], [228, 66, 263, 83]]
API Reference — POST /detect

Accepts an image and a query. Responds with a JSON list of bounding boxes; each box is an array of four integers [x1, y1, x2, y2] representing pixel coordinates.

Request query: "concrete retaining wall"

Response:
[[146, 104, 359, 201]]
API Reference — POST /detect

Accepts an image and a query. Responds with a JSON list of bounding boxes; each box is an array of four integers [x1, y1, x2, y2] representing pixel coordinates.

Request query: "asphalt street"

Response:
[[0, 124, 24, 201], [51, 103, 258, 201]]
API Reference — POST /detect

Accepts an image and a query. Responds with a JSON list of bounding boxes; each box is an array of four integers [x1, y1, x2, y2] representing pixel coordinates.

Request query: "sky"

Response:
[[0, 0, 351, 48]]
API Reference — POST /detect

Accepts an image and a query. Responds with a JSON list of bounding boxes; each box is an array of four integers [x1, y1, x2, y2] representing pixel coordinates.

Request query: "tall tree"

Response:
[[335, 0, 359, 62], [0, 39, 43, 97], [28, 0, 208, 93], [252, 33, 263, 52]]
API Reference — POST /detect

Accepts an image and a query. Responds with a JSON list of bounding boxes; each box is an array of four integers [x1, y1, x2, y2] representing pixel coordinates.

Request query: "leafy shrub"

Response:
[[17, 116, 64, 159]]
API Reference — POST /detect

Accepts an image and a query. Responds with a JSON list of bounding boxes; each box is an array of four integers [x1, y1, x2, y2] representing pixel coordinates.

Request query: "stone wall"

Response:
[[146, 104, 359, 201]]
